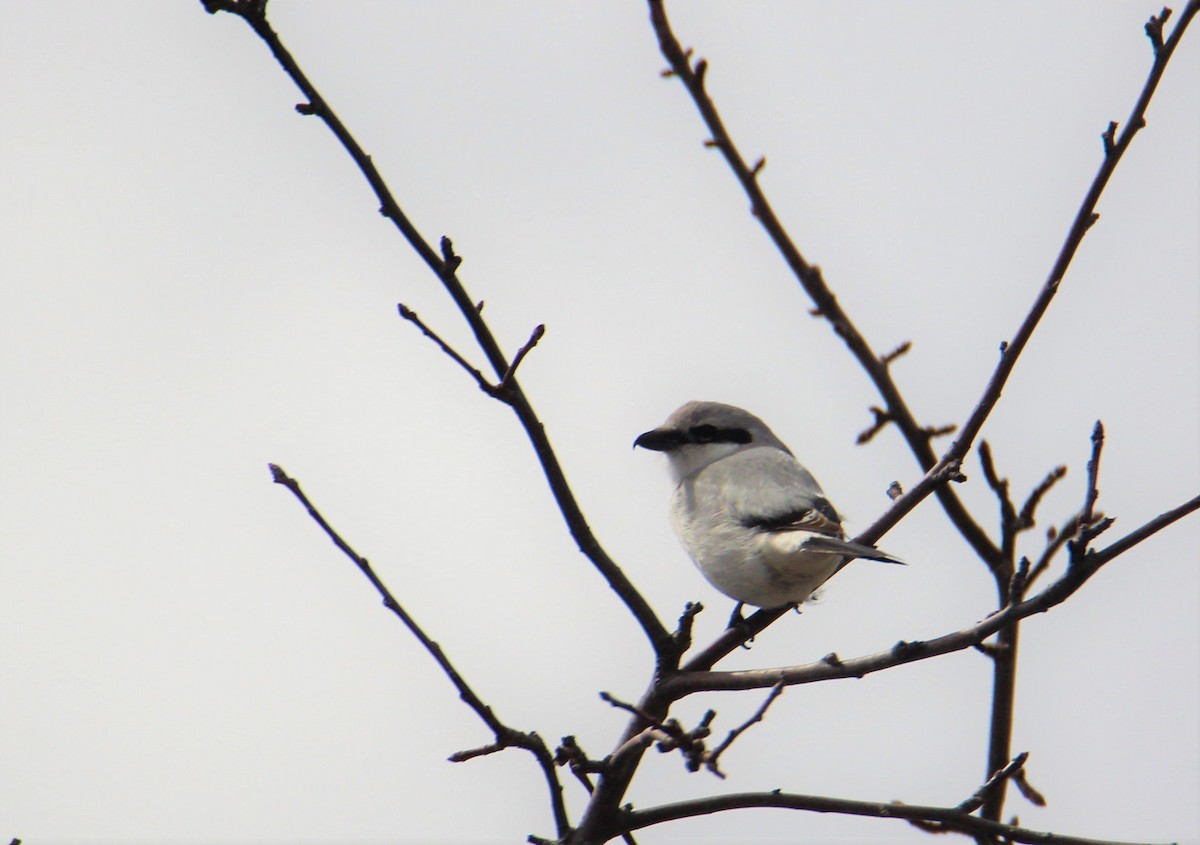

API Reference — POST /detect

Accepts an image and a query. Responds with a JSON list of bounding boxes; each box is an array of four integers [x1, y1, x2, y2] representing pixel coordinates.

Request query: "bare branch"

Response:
[[1008, 555, 1032, 603], [923, 422, 958, 439], [1082, 421, 1105, 529], [647, 0, 1000, 567], [704, 682, 784, 778], [615, 789, 1167, 845], [555, 737, 645, 845], [881, 340, 912, 366], [979, 441, 1017, 540], [1014, 766, 1048, 808], [449, 742, 506, 763], [206, 0, 673, 660], [1019, 465, 1069, 530], [672, 602, 704, 654], [1026, 511, 1082, 590], [554, 735, 608, 793], [498, 324, 547, 394], [397, 303, 492, 393], [644, 0, 1200, 588], [1088, 493, 1200, 567], [267, 463, 570, 837], [1146, 6, 1173, 53], [955, 751, 1030, 813], [600, 693, 714, 773], [855, 406, 893, 445]]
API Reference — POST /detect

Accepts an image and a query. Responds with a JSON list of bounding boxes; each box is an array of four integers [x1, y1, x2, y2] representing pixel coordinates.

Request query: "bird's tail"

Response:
[[802, 535, 906, 565]]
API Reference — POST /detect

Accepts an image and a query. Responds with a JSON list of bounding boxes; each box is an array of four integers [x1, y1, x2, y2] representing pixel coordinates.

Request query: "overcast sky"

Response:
[[2, 2, 1197, 844]]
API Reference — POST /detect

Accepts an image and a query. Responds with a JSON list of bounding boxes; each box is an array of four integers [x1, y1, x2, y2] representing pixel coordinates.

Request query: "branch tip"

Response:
[[1014, 767, 1048, 807], [1146, 6, 1172, 51], [955, 751, 1031, 814], [881, 340, 912, 366], [924, 422, 957, 439], [856, 406, 894, 444], [1102, 121, 1119, 156]]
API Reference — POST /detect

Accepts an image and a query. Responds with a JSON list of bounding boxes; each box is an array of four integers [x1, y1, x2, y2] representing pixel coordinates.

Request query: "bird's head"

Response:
[[634, 401, 791, 483]]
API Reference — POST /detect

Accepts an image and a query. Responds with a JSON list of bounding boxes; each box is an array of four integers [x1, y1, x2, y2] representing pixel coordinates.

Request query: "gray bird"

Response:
[[635, 401, 903, 609]]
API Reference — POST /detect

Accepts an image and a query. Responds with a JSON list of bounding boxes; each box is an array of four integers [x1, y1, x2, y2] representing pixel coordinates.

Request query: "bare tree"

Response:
[[199, 2, 1199, 843]]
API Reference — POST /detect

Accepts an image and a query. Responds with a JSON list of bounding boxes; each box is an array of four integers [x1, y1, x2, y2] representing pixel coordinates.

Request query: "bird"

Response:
[[635, 401, 903, 610]]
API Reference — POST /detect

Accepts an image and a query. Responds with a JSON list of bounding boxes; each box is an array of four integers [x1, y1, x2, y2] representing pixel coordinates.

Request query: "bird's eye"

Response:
[[687, 425, 752, 444]]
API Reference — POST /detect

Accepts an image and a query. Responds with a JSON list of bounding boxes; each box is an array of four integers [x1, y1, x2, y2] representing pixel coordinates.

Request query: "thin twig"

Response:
[[979, 440, 1018, 565], [267, 463, 570, 836], [498, 324, 546, 393], [204, 0, 673, 662], [955, 751, 1030, 813], [1019, 465, 1069, 531], [1082, 421, 1105, 529], [646, 0, 1200, 590], [672, 602, 704, 655], [974, 438, 1022, 823], [615, 788, 1166, 845], [600, 693, 714, 773], [1014, 767, 1048, 808], [397, 303, 493, 393], [704, 682, 784, 778], [647, 0, 1001, 570], [856, 406, 893, 445], [1087, 493, 1200, 567]]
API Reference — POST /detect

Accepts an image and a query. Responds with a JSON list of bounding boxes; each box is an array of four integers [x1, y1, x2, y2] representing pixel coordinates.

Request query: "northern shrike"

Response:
[[635, 401, 903, 609]]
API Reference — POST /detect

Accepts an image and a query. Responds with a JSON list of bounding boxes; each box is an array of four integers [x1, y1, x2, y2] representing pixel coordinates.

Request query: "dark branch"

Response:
[[397, 303, 493, 393], [267, 463, 569, 837], [614, 788, 1166, 845], [1082, 421, 1105, 528], [955, 751, 1030, 813], [647, 0, 1000, 568], [498, 324, 546, 394], [600, 692, 714, 774], [1019, 464, 1069, 531], [671, 602, 704, 654], [856, 406, 893, 445], [645, 0, 1200, 588], [1088, 493, 1200, 566], [704, 682, 784, 778], [205, 0, 673, 660], [979, 440, 1018, 565]]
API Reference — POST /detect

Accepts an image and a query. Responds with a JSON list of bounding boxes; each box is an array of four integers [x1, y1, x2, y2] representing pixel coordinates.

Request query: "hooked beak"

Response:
[[633, 427, 686, 451]]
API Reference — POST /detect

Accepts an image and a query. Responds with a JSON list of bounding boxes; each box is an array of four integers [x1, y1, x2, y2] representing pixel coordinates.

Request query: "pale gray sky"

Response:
[[2, 2, 1197, 844]]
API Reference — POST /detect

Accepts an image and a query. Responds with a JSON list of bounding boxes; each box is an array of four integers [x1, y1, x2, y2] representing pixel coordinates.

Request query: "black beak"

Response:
[[633, 428, 686, 451]]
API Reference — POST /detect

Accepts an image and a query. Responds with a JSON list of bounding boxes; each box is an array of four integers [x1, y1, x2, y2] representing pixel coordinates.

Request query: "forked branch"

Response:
[[204, 0, 673, 660], [267, 463, 569, 836]]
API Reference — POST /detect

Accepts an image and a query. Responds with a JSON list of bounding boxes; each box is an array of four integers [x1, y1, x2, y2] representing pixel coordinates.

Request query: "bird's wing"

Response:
[[700, 447, 842, 536], [700, 447, 906, 565]]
